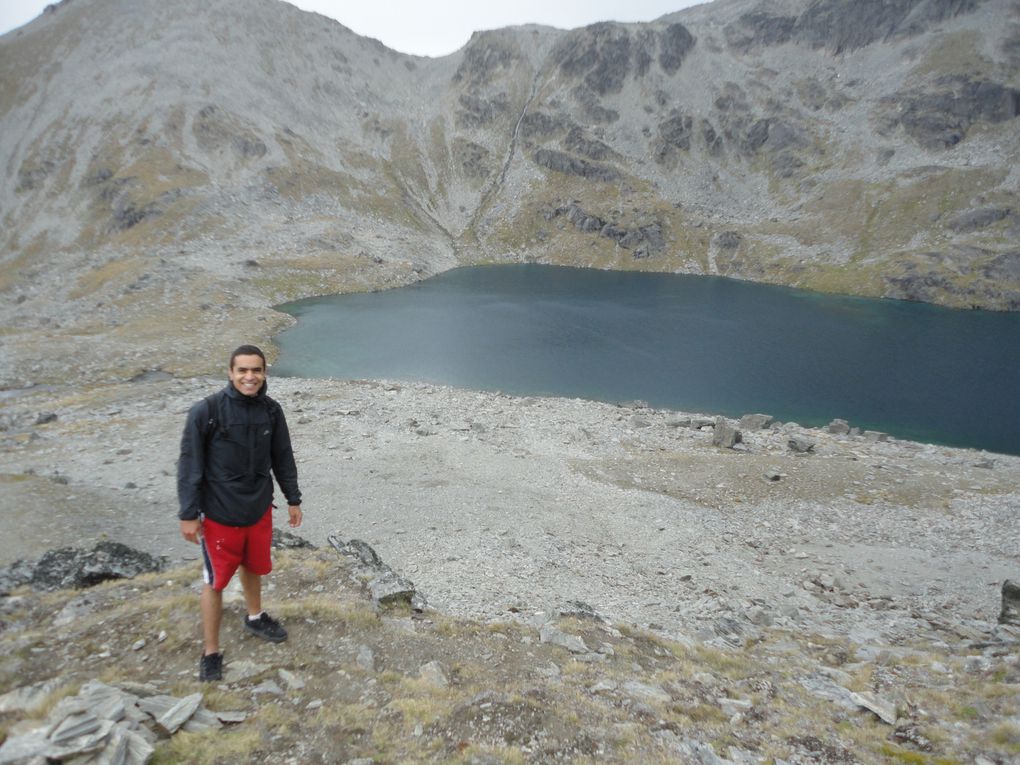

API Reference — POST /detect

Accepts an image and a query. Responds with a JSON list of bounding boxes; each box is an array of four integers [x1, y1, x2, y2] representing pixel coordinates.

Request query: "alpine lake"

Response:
[[272, 265, 1020, 456]]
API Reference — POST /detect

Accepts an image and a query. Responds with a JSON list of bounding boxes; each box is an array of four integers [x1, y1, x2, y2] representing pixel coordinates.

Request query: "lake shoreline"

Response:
[[274, 265, 1020, 456]]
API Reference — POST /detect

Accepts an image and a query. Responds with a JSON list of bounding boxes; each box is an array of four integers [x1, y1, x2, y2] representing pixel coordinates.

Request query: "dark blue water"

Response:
[[273, 265, 1020, 455]]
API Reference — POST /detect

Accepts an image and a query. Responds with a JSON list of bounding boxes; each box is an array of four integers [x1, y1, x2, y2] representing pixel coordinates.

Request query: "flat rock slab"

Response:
[[622, 681, 672, 705], [849, 690, 898, 725], [539, 624, 589, 653], [224, 659, 270, 684], [155, 692, 203, 736]]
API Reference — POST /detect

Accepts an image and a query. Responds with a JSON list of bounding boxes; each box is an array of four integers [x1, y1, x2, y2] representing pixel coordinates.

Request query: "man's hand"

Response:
[[180, 518, 202, 544], [288, 505, 303, 528]]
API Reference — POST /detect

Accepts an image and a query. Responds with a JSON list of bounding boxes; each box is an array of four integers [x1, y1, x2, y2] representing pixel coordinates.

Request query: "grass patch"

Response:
[[151, 725, 261, 765], [910, 30, 992, 79]]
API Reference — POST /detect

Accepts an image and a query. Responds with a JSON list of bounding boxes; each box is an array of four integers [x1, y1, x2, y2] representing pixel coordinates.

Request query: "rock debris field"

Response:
[[1, 374, 1017, 649]]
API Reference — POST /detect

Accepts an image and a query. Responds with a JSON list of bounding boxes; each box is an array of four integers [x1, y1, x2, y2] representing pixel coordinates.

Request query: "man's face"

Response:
[[229, 354, 266, 397]]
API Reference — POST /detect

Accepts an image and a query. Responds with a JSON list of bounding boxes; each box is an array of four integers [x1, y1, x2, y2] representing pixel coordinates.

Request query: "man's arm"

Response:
[[270, 405, 302, 509], [177, 400, 209, 540]]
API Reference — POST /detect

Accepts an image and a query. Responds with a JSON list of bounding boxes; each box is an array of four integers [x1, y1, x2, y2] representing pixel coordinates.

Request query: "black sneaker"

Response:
[[244, 612, 288, 643], [199, 652, 223, 682]]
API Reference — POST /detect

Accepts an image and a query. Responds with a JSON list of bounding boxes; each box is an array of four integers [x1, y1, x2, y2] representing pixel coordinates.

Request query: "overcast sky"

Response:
[[1, 0, 707, 56]]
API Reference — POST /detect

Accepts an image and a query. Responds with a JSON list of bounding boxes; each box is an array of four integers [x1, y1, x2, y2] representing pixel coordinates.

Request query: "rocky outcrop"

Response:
[[881, 77, 1020, 149], [947, 207, 1013, 232], [728, 0, 985, 54], [0, 680, 239, 764], [796, 0, 982, 52], [658, 23, 696, 74], [550, 20, 695, 100], [453, 33, 521, 88], [724, 11, 797, 52], [520, 111, 573, 139], [456, 93, 511, 128], [533, 148, 619, 183], [654, 113, 694, 163], [553, 23, 636, 96], [453, 139, 493, 180], [327, 534, 426, 609], [1000, 580, 1020, 625], [0, 542, 165, 594], [563, 126, 613, 161], [550, 202, 665, 257]]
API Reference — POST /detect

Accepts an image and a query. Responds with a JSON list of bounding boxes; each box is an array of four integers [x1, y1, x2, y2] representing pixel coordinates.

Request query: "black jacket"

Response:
[[177, 382, 301, 526]]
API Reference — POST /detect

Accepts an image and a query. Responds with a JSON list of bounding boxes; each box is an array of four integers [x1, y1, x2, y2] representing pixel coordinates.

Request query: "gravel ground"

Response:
[[2, 373, 1017, 650]]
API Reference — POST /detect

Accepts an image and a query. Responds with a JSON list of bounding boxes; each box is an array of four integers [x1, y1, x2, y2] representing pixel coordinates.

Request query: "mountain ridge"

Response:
[[1, 0, 1018, 383]]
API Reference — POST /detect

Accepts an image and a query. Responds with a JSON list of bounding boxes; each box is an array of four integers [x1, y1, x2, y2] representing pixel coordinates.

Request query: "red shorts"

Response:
[[201, 508, 273, 591]]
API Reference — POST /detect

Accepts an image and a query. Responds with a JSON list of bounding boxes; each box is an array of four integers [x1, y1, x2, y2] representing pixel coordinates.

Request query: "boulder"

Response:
[[419, 661, 449, 687], [328, 534, 426, 610], [999, 580, 1020, 625], [368, 570, 418, 607], [712, 421, 742, 448], [827, 418, 851, 435], [849, 690, 898, 725], [788, 436, 815, 453], [622, 681, 672, 704], [0, 542, 165, 592], [539, 624, 589, 653], [739, 413, 774, 430], [271, 528, 315, 550]]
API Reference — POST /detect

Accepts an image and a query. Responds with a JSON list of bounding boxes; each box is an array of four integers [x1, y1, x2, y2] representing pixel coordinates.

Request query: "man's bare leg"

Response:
[[239, 565, 263, 618], [200, 584, 223, 655]]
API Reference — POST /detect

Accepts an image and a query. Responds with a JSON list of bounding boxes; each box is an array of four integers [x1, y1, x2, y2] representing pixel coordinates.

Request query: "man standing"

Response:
[[177, 344, 303, 682]]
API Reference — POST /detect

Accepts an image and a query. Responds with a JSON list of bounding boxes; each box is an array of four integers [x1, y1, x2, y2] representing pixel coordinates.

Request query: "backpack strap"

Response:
[[264, 396, 280, 429], [202, 393, 226, 448]]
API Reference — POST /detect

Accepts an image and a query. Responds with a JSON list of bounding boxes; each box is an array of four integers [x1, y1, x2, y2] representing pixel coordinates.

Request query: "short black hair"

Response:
[[229, 344, 267, 370]]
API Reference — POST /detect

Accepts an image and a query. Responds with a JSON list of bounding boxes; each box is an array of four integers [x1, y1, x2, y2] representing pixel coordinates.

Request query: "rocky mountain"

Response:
[[0, 0, 1018, 383]]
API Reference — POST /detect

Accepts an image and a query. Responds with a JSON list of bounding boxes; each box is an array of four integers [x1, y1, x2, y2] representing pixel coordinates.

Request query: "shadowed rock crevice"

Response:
[[533, 148, 619, 182]]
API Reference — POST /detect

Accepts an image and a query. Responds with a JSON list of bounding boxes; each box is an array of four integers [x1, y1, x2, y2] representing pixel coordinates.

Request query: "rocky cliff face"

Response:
[[0, 0, 1018, 383]]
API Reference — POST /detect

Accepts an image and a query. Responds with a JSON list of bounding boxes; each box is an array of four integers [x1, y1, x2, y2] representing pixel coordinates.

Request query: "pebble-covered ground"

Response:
[[2, 374, 1017, 651]]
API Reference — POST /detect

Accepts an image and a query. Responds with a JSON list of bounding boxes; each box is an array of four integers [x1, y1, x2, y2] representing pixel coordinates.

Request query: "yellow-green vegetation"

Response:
[[485, 176, 711, 276], [910, 30, 992, 80], [800, 167, 1005, 254], [0, 234, 49, 292], [69, 139, 210, 251], [150, 725, 263, 765]]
